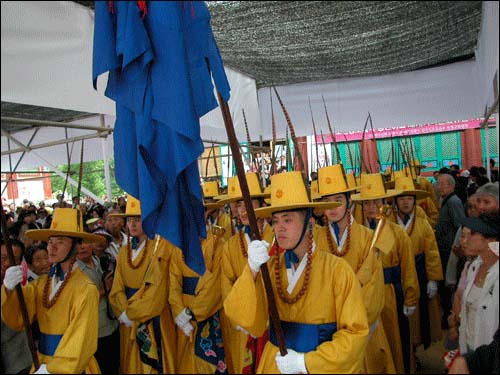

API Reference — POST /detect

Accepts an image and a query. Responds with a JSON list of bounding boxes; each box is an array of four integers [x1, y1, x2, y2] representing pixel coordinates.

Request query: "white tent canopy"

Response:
[[1, 1, 498, 173]]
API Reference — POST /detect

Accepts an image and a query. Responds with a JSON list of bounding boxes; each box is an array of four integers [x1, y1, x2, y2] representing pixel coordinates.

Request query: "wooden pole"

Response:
[[216, 90, 287, 355]]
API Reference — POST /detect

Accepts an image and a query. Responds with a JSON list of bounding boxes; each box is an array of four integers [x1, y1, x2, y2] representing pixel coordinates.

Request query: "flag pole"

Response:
[[1, 208, 40, 370], [216, 90, 288, 356]]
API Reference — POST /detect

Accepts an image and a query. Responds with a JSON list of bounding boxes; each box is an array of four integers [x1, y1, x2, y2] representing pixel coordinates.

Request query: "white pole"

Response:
[[100, 115, 113, 202]]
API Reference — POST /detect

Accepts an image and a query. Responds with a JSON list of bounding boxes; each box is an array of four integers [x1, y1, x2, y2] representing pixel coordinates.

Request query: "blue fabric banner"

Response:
[[92, 1, 230, 275]]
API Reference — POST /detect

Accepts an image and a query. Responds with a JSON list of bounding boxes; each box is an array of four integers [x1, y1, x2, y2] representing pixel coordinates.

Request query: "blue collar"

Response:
[[284, 250, 299, 269]]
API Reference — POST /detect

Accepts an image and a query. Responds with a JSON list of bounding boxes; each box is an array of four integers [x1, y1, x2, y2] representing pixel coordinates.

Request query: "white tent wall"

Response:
[[257, 1, 499, 140]]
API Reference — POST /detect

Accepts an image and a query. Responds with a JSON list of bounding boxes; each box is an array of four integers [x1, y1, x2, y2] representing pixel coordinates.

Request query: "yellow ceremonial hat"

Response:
[[254, 171, 341, 218], [202, 181, 220, 198], [25, 208, 104, 243], [351, 173, 402, 202], [108, 195, 141, 217], [318, 164, 357, 197], [216, 172, 269, 205], [393, 176, 429, 200], [310, 180, 321, 201], [346, 172, 359, 190]]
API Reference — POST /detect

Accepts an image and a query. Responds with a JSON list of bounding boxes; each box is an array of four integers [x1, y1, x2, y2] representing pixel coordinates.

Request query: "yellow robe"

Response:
[[169, 233, 226, 374], [370, 219, 420, 374], [217, 211, 237, 241], [220, 224, 274, 374], [401, 215, 444, 347], [315, 221, 395, 373], [417, 196, 439, 229], [1, 268, 100, 374], [417, 175, 439, 211], [224, 248, 369, 374], [108, 237, 176, 374]]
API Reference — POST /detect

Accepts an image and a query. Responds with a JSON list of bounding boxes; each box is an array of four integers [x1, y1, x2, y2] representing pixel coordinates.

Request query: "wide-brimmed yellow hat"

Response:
[[25, 208, 104, 243], [202, 181, 220, 198], [318, 164, 357, 198], [108, 195, 141, 217], [254, 171, 341, 218], [202, 181, 224, 210], [351, 173, 402, 202], [393, 176, 429, 200], [264, 185, 272, 204], [216, 173, 270, 205], [345, 172, 359, 191], [310, 180, 321, 201]]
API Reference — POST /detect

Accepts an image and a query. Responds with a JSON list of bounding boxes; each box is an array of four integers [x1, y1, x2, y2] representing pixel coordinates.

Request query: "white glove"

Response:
[[175, 307, 192, 328], [180, 321, 194, 337], [427, 280, 438, 299], [34, 364, 51, 374], [119, 311, 134, 327], [3, 265, 22, 291], [403, 305, 417, 317], [275, 348, 307, 374], [248, 240, 270, 273], [236, 325, 256, 338]]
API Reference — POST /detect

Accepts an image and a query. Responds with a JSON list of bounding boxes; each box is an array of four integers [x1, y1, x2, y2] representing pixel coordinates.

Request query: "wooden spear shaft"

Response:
[[0, 208, 40, 370], [216, 90, 287, 356]]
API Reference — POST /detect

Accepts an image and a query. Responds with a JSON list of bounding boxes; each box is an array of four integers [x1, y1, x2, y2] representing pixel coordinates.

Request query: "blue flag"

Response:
[[92, 1, 230, 275]]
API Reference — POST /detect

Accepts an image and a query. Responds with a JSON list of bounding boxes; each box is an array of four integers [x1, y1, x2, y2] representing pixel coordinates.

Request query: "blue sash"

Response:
[[125, 286, 139, 300], [182, 276, 199, 296], [383, 265, 404, 313], [39, 333, 63, 356], [39, 333, 86, 373], [269, 320, 337, 353]]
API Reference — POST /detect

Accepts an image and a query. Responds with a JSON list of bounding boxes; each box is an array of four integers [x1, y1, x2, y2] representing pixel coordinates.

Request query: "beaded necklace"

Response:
[[42, 257, 77, 309], [127, 238, 148, 270], [326, 214, 352, 257], [274, 231, 313, 304]]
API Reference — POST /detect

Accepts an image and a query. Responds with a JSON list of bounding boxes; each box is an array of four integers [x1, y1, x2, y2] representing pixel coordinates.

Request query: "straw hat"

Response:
[[25, 208, 105, 243], [254, 171, 341, 218], [351, 173, 402, 202], [216, 173, 270, 205], [393, 176, 429, 200], [318, 164, 357, 198], [108, 195, 141, 217]]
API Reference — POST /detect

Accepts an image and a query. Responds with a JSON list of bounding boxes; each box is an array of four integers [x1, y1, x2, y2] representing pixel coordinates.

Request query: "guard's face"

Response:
[[127, 216, 144, 237], [237, 199, 261, 226], [362, 199, 383, 220], [272, 211, 305, 249], [47, 236, 73, 264], [323, 194, 348, 223], [396, 196, 415, 215]]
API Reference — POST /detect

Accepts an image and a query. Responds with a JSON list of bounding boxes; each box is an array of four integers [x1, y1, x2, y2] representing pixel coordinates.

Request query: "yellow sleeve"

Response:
[[305, 260, 369, 374], [191, 238, 224, 320], [1, 280, 38, 330], [126, 241, 170, 322], [422, 221, 444, 281], [223, 264, 268, 337], [398, 227, 420, 306], [48, 281, 99, 374], [356, 251, 385, 325], [168, 248, 185, 319]]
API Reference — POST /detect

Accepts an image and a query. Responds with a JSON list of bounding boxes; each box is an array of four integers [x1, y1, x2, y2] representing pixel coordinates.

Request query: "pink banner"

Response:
[[318, 117, 496, 143]]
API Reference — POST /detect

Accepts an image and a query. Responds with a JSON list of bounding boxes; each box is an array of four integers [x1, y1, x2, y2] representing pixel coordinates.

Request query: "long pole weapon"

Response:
[[322, 95, 341, 165], [270, 87, 277, 176], [308, 97, 321, 170], [243, 108, 257, 172], [0, 209, 40, 370], [360, 113, 370, 173], [273, 87, 310, 196], [368, 112, 382, 172], [320, 130, 330, 167], [216, 90, 287, 355]]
